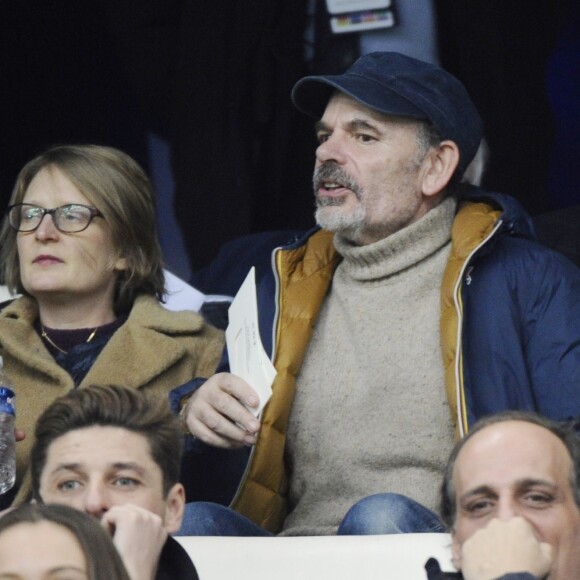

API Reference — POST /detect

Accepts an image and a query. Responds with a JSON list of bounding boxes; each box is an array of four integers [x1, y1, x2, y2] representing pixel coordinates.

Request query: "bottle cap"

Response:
[[0, 387, 15, 416]]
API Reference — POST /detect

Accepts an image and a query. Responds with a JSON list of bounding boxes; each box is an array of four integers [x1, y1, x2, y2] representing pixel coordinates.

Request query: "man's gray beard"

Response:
[[313, 163, 366, 241], [315, 199, 366, 242]]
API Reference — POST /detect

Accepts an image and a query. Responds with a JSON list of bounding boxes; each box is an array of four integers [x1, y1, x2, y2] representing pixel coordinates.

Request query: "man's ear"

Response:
[[163, 483, 186, 534], [421, 140, 460, 197], [451, 530, 463, 571]]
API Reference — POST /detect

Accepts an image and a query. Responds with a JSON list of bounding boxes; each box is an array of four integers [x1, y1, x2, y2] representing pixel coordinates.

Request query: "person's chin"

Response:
[[25, 283, 68, 298], [316, 202, 359, 226], [315, 206, 343, 231]]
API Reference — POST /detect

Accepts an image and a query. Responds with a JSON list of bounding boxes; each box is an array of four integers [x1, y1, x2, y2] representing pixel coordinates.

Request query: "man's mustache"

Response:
[[313, 164, 361, 200]]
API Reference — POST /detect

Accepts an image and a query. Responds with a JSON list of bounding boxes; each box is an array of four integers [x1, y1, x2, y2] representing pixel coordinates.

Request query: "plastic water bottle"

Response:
[[0, 357, 15, 495]]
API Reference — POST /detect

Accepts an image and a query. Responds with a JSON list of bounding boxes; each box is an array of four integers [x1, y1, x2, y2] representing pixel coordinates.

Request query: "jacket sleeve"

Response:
[[424, 557, 462, 578], [519, 246, 580, 423], [169, 378, 250, 506], [424, 558, 538, 579], [460, 238, 580, 426]]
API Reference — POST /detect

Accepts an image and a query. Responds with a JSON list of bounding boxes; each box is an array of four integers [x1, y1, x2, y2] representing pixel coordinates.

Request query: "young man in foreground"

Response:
[[29, 384, 198, 580]]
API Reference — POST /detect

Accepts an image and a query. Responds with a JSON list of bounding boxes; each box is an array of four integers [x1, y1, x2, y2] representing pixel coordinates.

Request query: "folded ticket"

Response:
[[226, 267, 277, 417]]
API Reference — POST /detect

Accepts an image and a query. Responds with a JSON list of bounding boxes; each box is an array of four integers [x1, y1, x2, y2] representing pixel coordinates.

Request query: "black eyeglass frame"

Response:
[[6, 203, 104, 233]]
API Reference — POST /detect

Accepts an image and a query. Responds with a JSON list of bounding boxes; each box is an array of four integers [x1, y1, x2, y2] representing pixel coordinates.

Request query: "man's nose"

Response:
[[83, 483, 110, 518], [496, 497, 520, 521], [316, 135, 347, 165]]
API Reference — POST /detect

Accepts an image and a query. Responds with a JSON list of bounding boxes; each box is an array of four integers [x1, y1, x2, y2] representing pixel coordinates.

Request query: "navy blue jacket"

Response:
[[183, 188, 580, 515]]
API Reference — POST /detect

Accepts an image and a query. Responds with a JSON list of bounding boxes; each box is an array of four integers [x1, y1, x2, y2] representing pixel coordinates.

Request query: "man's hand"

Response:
[[460, 517, 552, 580], [101, 504, 167, 580], [184, 372, 261, 448], [15, 428, 25, 441]]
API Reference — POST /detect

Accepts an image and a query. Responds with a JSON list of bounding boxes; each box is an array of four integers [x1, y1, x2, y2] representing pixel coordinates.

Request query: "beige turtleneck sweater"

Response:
[[281, 196, 458, 536]]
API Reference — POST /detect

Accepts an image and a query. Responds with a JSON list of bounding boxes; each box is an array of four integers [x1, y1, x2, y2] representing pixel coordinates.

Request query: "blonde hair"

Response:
[[0, 144, 165, 312]]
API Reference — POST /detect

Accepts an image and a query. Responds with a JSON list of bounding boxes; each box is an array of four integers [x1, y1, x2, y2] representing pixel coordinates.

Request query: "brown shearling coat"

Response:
[[0, 294, 224, 505]]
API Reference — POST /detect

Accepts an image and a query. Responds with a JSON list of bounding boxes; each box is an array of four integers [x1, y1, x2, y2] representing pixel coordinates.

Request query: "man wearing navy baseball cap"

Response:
[[292, 51, 483, 178], [180, 52, 580, 539]]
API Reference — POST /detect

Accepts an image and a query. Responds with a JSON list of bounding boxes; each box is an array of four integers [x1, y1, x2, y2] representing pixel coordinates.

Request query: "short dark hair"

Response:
[[31, 385, 183, 499], [0, 503, 130, 580], [440, 411, 580, 529], [415, 121, 443, 159], [0, 144, 165, 311], [413, 120, 463, 194]]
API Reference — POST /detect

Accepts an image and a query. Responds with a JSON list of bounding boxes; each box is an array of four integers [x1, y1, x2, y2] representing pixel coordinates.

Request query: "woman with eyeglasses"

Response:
[[0, 144, 224, 507]]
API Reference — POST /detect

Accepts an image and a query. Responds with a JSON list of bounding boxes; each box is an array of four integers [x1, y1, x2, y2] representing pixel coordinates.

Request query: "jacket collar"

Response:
[[459, 185, 536, 241]]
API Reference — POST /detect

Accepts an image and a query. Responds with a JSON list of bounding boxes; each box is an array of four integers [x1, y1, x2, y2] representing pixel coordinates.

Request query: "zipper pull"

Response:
[[465, 266, 474, 285]]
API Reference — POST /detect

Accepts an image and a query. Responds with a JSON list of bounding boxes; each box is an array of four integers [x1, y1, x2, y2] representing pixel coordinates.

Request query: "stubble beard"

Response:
[[312, 158, 426, 245], [315, 201, 367, 242], [313, 164, 366, 242]]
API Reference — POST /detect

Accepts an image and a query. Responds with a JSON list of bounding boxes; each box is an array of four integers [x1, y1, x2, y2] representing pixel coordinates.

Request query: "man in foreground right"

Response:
[[427, 411, 580, 579]]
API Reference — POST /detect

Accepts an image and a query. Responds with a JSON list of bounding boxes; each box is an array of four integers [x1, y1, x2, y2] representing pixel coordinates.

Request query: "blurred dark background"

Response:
[[1, 0, 578, 278]]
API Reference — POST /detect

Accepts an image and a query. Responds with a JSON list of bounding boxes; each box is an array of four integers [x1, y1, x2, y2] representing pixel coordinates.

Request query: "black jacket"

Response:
[[425, 557, 537, 580], [156, 537, 199, 580]]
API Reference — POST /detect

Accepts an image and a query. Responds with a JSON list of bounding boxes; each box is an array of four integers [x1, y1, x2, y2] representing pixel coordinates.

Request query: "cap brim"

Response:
[[291, 74, 428, 121]]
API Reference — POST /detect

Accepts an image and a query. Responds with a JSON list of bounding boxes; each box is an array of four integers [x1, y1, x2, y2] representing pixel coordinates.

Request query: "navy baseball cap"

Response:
[[291, 52, 483, 176]]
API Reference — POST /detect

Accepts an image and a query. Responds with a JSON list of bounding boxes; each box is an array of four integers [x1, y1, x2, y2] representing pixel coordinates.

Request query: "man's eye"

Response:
[[317, 133, 330, 144], [524, 492, 554, 506], [57, 480, 82, 492], [357, 133, 375, 143], [465, 499, 494, 517], [113, 477, 139, 488]]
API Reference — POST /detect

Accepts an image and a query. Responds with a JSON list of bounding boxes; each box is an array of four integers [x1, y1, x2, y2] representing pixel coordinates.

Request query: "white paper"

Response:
[[226, 268, 276, 417], [161, 269, 232, 313], [162, 269, 206, 312]]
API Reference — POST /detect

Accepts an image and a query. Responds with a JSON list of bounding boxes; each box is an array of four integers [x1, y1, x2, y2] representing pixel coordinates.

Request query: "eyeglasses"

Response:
[[7, 203, 104, 233]]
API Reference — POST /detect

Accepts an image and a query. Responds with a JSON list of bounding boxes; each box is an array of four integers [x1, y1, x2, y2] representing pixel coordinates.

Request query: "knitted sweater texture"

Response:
[[282, 197, 457, 535]]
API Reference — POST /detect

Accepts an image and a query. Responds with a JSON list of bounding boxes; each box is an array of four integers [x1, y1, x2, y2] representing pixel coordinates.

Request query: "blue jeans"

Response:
[[337, 493, 445, 534], [176, 493, 445, 536]]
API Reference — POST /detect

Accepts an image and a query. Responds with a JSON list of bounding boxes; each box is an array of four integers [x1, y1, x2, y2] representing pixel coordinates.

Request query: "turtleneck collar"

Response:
[[333, 195, 457, 281]]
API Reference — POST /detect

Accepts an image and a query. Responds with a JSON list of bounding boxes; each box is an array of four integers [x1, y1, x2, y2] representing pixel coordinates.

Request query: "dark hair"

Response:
[[31, 385, 183, 498], [415, 121, 443, 159], [440, 410, 580, 529], [0, 144, 165, 312], [0, 503, 130, 580], [415, 120, 469, 193]]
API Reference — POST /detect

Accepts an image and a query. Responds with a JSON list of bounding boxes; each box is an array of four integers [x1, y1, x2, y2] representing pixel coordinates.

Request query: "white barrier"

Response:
[[175, 533, 456, 580]]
